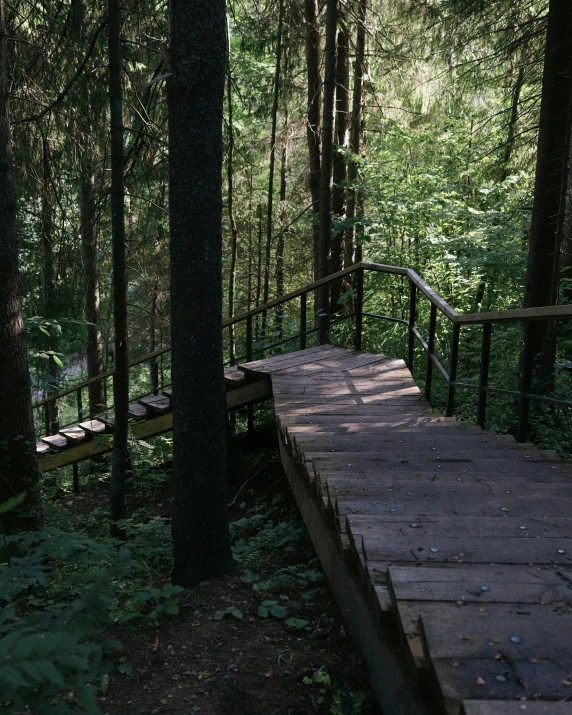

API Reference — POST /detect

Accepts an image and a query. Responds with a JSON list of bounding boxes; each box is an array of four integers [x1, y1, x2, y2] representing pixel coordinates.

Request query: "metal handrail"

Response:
[[33, 261, 572, 444]]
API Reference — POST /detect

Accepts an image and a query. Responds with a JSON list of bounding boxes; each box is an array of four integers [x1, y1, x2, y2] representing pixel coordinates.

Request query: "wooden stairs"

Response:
[[36, 366, 271, 472]]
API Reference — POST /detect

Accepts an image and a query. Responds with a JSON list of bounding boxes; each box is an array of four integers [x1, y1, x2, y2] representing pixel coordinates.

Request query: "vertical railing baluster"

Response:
[[446, 322, 460, 417], [425, 303, 437, 403], [408, 281, 417, 372], [246, 314, 254, 434], [73, 463, 79, 493], [354, 269, 364, 351], [300, 292, 307, 351], [517, 319, 535, 443], [77, 388, 83, 422], [477, 323, 492, 428]]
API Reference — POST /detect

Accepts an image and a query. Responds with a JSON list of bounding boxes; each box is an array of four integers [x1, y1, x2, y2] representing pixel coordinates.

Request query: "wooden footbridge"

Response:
[[32, 263, 572, 715]]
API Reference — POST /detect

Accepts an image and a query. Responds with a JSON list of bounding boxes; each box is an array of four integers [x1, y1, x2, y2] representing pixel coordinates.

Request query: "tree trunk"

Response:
[[168, 0, 234, 588], [227, 61, 238, 364], [150, 287, 159, 395], [500, 63, 525, 182], [318, 0, 338, 342], [345, 0, 366, 268], [108, 0, 130, 531], [0, 0, 40, 532], [80, 170, 105, 416], [330, 17, 349, 315], [275, 114, 288, 339], [40, 135, 59, 435], [304, 0, 321, 287], [262, 0, 285, 343], [523, 0, 572, 380]]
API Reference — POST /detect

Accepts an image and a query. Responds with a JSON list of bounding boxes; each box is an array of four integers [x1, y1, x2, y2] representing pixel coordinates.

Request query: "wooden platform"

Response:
[[240, 346, 572, 715]]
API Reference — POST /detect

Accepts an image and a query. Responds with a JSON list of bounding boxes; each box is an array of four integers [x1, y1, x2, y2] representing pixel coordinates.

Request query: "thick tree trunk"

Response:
[[108, 0, 130, 531], [304, 0, 321, 287], [262, 0, 285, 343], [0, 0, 40, 532], [523, 0, 572, 379], [150, 287, 159, 395], [345, 0, 366, 268], [500, 64, 525, 182], [168, 0, 234, 587], [275, 115, 288, 339], [227, 62, 238, 364], [318, 0, 338, 342], [330, 18, 349, 315], [40, 136, 59, 435], [80, 170, 105, 416]]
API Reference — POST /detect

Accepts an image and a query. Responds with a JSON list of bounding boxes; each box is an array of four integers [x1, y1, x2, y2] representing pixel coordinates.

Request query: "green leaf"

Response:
[[285, 618, 310, 630], [0, 492, 27, 514], [257, 605, 269, 618], [268, 604, 288, 618], [52, 354, 64, 368]]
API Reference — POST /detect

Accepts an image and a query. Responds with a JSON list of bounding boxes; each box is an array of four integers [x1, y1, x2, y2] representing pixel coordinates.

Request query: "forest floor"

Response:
[[63, 426, 378, 715]]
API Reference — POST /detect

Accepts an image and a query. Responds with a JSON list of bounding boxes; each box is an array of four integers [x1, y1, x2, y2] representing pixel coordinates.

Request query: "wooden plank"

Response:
[[417, 601, 572, 660], [139, 395, 171, 414], [59, 427, 87, 445], [239, 346, 345, 374], [291, 433, 531, 450], [434, 656, 572, 702], [315, 467, 572, 485], [40, 434, 68, 451], [39, 434, 114, 471], [347, 515, 572, 539], [128, 403, 148, 420], [163, 387, 173, 397], [328, 480, 572, 498], [462, 701, 572, 715], [299, 445, 547, 461], [224, 367, 247, 387], [387, 565, 572, 605], [79, 419, 107, 436], [307, 455, 570, 476], [226, 377, 272, 410], [36, 441, 51, 455]]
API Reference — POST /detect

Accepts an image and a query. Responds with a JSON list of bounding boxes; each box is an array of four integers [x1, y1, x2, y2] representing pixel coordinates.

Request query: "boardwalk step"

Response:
[[79, 420, 107, 436], [59, 427, 87, 445], [128, 404, 147, 420], [40, 434, 68, 451], [139, 395, 171, 414]]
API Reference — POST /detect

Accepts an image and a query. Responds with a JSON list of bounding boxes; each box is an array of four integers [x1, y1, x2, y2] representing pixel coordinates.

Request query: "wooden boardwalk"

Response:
[[240, 346, 572, 715]]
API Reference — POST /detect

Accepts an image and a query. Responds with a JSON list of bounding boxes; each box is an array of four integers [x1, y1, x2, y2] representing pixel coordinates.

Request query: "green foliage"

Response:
[[214, 607, 244, 621]]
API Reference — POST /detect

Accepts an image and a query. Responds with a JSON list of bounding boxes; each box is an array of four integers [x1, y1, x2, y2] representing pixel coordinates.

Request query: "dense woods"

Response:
[[0, 0, 571, 711]]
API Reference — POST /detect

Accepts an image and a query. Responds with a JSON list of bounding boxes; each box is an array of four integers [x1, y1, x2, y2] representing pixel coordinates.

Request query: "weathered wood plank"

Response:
[[139, 395, 171, 414], [59, 427, 87, 445], [128, 403, 147, 420], [79, 419, 107, 435], [462, 701, 572, 715], [387, 565, 572, 605], [40, 434, 68, 451]]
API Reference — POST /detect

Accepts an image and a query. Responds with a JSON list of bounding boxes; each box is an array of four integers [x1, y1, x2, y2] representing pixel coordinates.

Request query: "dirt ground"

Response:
[[98, 433, 379, 715]]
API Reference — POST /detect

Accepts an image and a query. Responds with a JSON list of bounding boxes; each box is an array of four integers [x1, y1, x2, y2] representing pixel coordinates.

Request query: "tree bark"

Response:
[[523, 0, 572, 378], [168, 0, 234, 587], [304, 0, 321, 287], [108, 0, 130, 530], [227, 60, 238, 364], [275, 113, 288, 339], [0, 0, 40, 532], [80, 170, 105, 416], [330, 17, 349, 315], [345, 0, 366, 268], [150, 286, 159, 395], [318, 0, 338, 342], [40, 135, 59, 435], [262, 0, 285, 342]]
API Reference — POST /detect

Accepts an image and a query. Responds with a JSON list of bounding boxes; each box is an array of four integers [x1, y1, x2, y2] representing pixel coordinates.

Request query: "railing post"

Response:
[[425, 303, 437, 403], [354, 268, 364, 351], [446, 323, 460, 417], [408, 281, 417, 372], [477, 323, 492, 428], [246, 314, 254, 435], [300, 292, 307, 351], [76, 388, 83, 422], [246, 314, 253, 362], [517, 319, 535, 442]]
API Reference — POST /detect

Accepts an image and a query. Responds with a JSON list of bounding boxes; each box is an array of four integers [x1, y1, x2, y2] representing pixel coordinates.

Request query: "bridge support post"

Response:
[[407, 282, 417, 372], [517, 319, 535, 442], [477, 323, 492, 428], [354, 268, 364, 351], [300, 292, 307, 350], [424, 303, 437, 403], [446, 323, 460, 417]]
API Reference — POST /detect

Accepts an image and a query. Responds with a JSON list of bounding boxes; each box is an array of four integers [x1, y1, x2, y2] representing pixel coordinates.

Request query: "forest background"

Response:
[[1, 0, 572, 711]]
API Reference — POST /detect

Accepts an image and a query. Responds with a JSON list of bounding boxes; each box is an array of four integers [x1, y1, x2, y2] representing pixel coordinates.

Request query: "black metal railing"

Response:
[[33, 262, 572, 445]]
